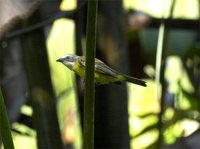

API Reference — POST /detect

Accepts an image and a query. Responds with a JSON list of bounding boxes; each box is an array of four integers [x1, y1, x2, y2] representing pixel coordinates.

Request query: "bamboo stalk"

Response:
[[83, 0, 98, 148]]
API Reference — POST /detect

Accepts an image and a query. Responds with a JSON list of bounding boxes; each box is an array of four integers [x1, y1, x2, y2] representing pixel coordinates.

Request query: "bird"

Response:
[[56, 54, 146, 87]]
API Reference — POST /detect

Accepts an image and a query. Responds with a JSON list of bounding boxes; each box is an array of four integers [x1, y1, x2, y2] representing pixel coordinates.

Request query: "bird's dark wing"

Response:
[[95, 59, 118, 77], [78, 56, 118, 77]]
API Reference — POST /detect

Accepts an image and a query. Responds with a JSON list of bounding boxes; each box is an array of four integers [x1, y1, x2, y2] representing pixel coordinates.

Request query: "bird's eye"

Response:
[[66, 56, 70, 60], [66, 56, 73, 62]]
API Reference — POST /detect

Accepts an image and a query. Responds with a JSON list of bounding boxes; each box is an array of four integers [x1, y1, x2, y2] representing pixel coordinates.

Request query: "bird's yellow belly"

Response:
[[72, 61, 124, 84], [94, 73, 121, 84], [73, 63, 122, 84]]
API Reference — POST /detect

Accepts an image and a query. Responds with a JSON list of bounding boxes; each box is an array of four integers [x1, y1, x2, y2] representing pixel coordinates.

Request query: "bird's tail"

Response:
[[123, 75, 147, 87]]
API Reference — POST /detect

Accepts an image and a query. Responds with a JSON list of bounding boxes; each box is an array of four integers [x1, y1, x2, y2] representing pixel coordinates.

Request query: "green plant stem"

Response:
[[0, 88, 14, 149], [83, 0, 98, 148], [156, 0, 176, 148]]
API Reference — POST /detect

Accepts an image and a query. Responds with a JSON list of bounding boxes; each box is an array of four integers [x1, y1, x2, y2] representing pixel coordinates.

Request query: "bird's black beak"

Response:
[[56, 58, 64, 62]]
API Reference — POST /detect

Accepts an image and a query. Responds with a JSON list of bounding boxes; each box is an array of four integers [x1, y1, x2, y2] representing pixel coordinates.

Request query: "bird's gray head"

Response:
[[56, 54, 80, 70]]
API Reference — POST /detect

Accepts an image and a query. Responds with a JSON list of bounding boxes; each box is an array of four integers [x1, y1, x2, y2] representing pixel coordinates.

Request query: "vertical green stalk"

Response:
[[156, 0, 176, 148], [83, 0, 98, 148], [0, 88, 14, 149], [156, 21, 166, 149]]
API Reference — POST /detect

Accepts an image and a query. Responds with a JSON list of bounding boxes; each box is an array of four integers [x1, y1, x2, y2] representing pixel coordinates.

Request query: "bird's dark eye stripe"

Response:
[[66, 56, 70, 60], [66, 56, 73, 62]]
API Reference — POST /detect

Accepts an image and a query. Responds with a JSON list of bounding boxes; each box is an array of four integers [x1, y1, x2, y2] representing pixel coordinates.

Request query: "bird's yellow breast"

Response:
[[72, 60, 85, 77]]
